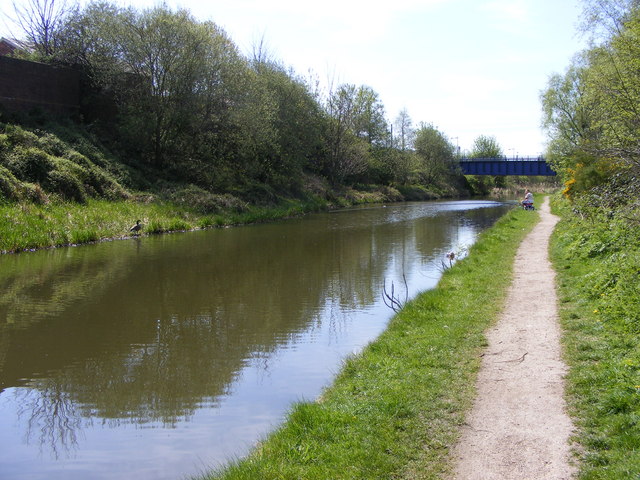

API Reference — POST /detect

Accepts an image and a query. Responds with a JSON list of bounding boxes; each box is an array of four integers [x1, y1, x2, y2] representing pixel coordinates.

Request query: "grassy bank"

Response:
[[0, 196, 334, 253], [550, 195, 640, 479], [199, 203, 538, 479]]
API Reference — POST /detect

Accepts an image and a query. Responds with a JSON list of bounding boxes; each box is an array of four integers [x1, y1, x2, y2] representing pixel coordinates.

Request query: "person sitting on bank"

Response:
[[522, 189, 534, 208]]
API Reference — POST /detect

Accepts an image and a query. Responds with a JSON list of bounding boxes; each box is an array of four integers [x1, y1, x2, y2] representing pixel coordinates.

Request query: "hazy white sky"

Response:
[[1, 0, 586, 155]]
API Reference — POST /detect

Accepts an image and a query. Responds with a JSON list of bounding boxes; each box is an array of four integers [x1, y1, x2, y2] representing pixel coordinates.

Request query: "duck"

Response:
[[130, 219, 142, 234]]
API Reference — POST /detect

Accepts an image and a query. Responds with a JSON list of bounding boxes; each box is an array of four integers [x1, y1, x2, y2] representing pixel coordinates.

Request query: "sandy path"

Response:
[[451, 197, 576, 479]]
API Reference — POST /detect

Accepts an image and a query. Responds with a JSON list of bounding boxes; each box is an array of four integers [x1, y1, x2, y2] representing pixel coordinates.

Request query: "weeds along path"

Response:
[[451, 197, 576, 479]]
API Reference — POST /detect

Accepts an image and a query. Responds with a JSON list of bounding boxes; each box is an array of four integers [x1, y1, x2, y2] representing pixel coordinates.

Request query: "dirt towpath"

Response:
[[451, 197, 576, 479]]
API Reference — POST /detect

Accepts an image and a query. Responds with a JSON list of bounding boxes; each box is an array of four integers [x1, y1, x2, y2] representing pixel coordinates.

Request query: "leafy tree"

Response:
[[413, 123, 456, 184], [469, 135, 503, 158], [117, 7, 233, 167], [324, 83, 370, 184], [57, 3, 251, 174], [542, 0, 640, 199], [583, 11, 640, 170], [235, 60, 328, 192], [350, 86, 389, 147], [541, 57, 595, 160], [579, 0, 640, 43], [467, 134, 505, 188]]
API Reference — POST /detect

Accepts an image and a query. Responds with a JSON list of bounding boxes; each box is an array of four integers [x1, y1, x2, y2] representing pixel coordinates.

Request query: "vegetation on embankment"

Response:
[[541, 3, 640, 476], [0, 118, 423, 254], [550, 193, 640, 479], [199, 203, 538, 480], [0, 114, 557, 254]]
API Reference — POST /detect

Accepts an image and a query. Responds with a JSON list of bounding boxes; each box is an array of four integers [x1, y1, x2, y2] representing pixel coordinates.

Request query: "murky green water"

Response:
[[0, 200, 511, 479]]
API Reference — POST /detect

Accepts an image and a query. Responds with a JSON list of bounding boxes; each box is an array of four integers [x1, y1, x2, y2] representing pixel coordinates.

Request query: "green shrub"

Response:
[[5, 146, 54, 182], [0, 133, 9, 155], [63, 151, 127, 199], [170, 185, 248, 214], [396, 184, 435, 201], [0, 165, 21, 201], [37, 131, 68, 157], [46, 160, 87, 203], [20, 182, 49, 204], [3, 124, 39, 147]]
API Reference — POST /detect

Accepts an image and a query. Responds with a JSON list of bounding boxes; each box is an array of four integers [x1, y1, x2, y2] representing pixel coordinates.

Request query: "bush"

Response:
[[3, 124, 39, 148], [0, 133, 9, 155], [5, 146, 54, 183], [170, 185, 248, 214], [396, 184, 436, 201], [46, 160, 88, 203], [0, 165, 21, 201], [20, 182, 49, 204], [65, 150, 128, 199], [37, 131, 68, 157]]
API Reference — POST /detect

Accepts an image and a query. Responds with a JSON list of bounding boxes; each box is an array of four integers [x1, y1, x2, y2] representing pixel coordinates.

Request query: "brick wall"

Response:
[[0, 56, 81, 114]]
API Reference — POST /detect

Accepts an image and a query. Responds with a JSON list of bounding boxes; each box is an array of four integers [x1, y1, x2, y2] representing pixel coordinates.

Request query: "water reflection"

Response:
[[0, 200, 511, 479]]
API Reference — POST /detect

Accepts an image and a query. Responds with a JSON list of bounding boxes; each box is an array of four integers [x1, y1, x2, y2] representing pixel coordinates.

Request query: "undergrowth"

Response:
[[550, 195, 640, 479]]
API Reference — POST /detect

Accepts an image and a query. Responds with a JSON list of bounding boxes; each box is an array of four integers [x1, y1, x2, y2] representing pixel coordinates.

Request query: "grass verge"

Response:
[[550, 195, 640, 479], [0, 197, 327, 253], [200, 204, 539, 479]]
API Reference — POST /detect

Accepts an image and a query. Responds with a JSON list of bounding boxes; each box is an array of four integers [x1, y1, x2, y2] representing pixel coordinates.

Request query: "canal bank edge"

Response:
[[205, 199, 540, 479], [0, 187, 464, 255]]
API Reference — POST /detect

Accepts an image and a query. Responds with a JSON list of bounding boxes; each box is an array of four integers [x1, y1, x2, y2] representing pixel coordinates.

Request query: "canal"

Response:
[[0, 200, 512, 479]]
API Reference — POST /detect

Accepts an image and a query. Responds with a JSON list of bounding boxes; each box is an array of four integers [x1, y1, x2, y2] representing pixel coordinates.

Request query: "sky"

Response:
[[0, 0, 587, 155]]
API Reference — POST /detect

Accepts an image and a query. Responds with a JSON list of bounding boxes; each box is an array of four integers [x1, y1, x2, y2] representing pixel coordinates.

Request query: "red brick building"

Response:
[[0, 37, 24, 56]]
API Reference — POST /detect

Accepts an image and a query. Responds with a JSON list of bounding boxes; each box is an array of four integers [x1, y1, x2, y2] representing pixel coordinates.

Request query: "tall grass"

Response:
[[550, 195, 640, 479], [200, 204, 538, 480], [0, 197, 328, 253]]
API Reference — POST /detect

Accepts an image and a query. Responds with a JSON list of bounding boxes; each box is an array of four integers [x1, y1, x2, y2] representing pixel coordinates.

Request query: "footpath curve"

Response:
[[451, 197, 576, 479]]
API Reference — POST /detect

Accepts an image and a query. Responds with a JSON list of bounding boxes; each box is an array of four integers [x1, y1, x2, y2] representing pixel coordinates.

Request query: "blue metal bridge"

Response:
[[459, 157, 556, 176]]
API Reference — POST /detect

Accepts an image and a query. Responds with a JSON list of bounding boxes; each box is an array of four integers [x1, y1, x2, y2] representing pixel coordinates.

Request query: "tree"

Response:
[[579, 0, 640, 43], [583, 11, 640, 169], [12, 0, 73, 57], [467, 135, 505, 188], [541, 54, 600, 181], [394, 108, 414, 151], [236, 59, 327, 190], [413, 123, 456, 184], [350, 86, 389, 146], [469, 135, 503, 158], [59, 4, 251, 171], [324, 83, 370, 183]]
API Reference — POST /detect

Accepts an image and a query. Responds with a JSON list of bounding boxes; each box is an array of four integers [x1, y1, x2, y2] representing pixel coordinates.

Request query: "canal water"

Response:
[[0, 200, 512, 479]]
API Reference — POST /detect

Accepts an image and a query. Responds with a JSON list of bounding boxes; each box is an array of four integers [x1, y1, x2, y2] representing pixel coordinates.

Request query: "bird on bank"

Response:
[[130, 219, 142, 234]]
